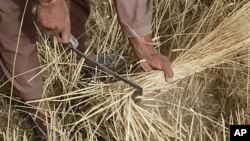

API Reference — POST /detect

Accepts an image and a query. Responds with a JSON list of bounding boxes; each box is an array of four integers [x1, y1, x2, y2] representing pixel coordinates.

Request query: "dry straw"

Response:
[[1, 1, 250, 141], [42, 1, 250, 140], [131, 1, 250, 96]]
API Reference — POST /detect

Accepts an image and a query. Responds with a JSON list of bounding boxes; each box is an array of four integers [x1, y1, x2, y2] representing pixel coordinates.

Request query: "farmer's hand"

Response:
[[129, 35, 174, 83], [36, 0, 71, 43]]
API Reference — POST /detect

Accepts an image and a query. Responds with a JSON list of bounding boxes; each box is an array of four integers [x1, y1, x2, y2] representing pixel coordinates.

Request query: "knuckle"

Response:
[[51, 24, 59, 30]]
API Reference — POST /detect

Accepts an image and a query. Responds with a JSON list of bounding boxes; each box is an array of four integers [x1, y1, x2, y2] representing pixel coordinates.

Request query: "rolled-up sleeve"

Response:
[[114, 0, 153, 37]]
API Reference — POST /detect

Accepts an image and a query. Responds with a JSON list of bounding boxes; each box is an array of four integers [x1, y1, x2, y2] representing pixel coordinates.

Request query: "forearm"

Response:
[[114, 0, 153, 37]]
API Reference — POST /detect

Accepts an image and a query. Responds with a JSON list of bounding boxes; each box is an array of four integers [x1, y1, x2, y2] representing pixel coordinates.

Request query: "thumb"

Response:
[[162, 60, 174, 83]]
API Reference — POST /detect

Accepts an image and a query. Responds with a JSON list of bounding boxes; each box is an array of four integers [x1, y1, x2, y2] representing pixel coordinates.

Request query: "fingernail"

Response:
[[166, 77, 173, 83]]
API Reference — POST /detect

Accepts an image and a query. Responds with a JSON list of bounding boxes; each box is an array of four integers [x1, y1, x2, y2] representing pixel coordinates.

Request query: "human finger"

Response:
[[37, 24, 58, 37], [161, 57, 174, 83], [140, 61, 154, 72], [57, 29, 71, 44]]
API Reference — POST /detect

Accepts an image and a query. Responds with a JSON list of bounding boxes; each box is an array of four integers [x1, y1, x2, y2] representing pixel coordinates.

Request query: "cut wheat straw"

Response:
[[2, 1, 250, 141], [30, 2, 250, 141], [130, 1, 250, 97]]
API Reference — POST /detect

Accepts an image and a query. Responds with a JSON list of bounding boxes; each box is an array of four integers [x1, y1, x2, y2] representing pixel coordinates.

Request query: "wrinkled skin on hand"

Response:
[[36, 0, 71, 44], [129, 35, 174, 83]]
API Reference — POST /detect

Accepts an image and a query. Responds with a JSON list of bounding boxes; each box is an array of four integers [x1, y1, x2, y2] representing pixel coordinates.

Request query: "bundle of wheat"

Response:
[[131, 1, 250, 97]]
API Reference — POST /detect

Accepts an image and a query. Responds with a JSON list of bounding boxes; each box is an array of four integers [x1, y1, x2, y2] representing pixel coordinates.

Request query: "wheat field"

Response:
[[0, 0, 250, 141]]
